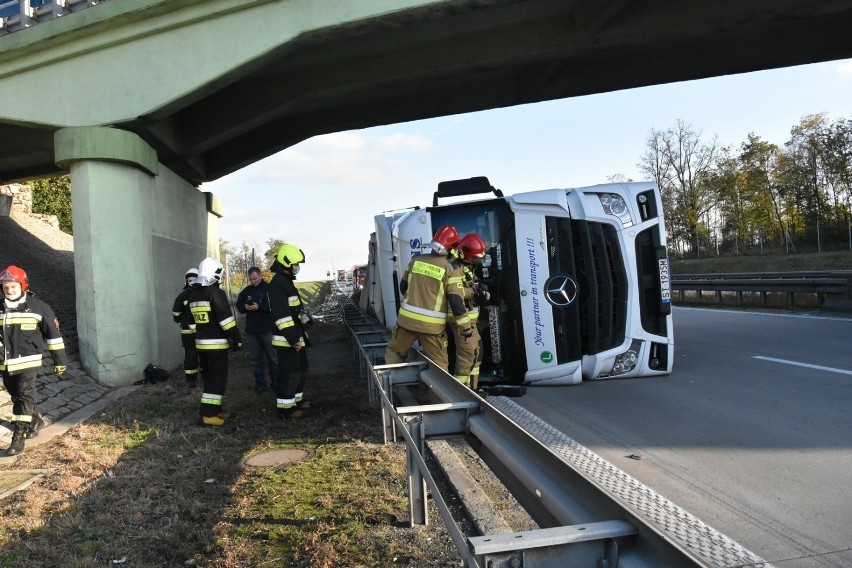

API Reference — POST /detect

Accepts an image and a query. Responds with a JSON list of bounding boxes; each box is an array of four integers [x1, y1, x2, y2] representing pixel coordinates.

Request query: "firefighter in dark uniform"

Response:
[[0, 265, 67, 455], [268, 243, 312, 419], [385, 226, 473, 371], [450, 234, 489, 389], [172, 267, 200, 391], [189, 258, 241, 426]]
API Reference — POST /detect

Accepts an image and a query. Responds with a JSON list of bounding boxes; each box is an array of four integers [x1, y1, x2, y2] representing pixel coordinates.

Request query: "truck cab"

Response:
[[365, 177, 673, 386]]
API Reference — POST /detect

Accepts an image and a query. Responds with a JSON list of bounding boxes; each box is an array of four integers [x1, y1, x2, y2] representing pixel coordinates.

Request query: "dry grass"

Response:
[[0, 321, 461, 568]]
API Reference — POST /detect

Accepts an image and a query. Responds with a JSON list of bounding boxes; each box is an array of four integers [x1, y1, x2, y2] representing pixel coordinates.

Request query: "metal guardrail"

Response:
[[343, 303, 772, 568], [672, 271, 852, 311], [0, 0, 107, 35]]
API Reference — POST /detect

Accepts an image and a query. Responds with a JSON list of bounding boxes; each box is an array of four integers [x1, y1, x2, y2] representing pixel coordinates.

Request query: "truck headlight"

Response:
[[599, 193, 633, 227], [609, 340, 642, 376]]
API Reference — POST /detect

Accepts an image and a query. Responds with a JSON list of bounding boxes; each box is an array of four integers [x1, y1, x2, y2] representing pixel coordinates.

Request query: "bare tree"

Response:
[[639, 120, 719, 254]]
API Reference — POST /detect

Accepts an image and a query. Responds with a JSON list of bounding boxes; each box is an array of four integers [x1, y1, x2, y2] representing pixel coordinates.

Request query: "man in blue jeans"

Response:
[[236, 267, 278, 393]]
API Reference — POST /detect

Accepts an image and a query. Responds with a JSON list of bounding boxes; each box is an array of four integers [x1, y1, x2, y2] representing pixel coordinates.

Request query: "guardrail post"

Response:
[[405, 416, 428, 526], [380, 370, 393, 441]]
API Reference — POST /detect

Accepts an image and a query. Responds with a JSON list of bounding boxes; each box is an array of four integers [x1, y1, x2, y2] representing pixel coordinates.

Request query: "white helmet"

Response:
[[184, 267, 199, 285], [198, 257, 224, 286]]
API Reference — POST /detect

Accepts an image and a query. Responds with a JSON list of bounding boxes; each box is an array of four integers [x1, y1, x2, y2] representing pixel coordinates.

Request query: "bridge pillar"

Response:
[[55, 126, 214, 386]]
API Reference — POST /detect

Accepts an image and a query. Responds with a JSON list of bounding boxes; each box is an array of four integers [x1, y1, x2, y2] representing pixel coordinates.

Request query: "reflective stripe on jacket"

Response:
[[0, 292, 67, 374], [172, 286, 196, 335], [448, 264, 481, 324], [269, 269, 306, 349], [189, 284, 241, 350], [397, 253, 467, 335]]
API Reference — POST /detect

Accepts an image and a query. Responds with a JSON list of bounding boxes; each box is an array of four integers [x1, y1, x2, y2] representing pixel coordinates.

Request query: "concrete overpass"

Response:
[[2, 0, 852, 385]]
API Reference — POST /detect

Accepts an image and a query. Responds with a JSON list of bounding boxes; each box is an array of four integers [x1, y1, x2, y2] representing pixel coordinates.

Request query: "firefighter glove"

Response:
[[54, 365, 66, 376], [229, 337, 242, 350]]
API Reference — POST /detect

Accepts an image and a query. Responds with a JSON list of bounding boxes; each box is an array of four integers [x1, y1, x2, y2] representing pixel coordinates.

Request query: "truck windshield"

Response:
[[429, 201, 504, 246]]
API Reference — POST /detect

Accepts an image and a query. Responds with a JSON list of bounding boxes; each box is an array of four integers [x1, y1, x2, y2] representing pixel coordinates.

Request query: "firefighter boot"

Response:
[[200, 415, 226, 427], [277, 409, 303, 420], [6, 422, 26, 456], [26, 412, 45, 439]]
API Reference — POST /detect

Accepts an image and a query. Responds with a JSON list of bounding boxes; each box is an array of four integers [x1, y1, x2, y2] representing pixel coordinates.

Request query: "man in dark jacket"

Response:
[[268, 243, 312, 419], [235, 266, 278, 393], [0, 265, 67, 455]]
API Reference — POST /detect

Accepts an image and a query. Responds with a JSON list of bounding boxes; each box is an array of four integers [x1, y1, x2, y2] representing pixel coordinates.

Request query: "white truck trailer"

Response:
[[360, 177, 673, 386]]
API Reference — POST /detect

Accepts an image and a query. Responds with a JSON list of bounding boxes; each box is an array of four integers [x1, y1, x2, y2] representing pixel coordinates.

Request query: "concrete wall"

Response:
[[150, 166, 213, 373], [57, 126, 216, 385]]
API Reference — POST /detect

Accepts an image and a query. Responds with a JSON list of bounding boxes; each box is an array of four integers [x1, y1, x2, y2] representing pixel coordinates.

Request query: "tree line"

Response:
[[219, 238, 284, 289], [636, 113, 852, 256]]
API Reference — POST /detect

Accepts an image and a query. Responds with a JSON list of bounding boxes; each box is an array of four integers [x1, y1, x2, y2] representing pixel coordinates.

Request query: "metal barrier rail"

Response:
[[342, 305, 772, 568], [0, 0, 107, 35], [672, 270, 852, 310]]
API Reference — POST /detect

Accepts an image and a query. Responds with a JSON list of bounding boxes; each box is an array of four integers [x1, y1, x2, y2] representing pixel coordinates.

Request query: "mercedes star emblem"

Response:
[[544, 274, 578, 308]]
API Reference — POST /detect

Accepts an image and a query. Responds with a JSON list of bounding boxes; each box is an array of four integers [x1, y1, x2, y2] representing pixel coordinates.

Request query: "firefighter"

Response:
[[0, 265, 67, 455], [450, 234, 490, 388], [385, 226, 473, 371], [189, 258, 241, 426], [172, 267, 200, 391], [268, 243, 312, 419]]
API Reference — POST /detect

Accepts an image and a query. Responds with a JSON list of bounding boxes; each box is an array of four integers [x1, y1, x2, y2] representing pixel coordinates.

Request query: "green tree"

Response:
[[739, 134, 789, 249], [707, 145, 742, 253], [219, 239, 263, 290], [30, 175, 73, 234], [264, 238, 285, 267]]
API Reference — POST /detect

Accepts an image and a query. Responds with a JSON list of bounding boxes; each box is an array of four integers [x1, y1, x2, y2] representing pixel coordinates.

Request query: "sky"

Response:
[[202, 59, 852, 282]]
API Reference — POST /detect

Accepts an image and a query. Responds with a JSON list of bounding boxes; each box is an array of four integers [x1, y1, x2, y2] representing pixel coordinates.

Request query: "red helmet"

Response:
[[459, 234, 487, 263], [0, 265, 28, 293], [431, 225, 460, 255]]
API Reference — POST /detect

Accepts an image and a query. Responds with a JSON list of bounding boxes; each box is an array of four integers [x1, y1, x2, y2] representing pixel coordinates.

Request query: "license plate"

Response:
[[658, 258, 671, 303]]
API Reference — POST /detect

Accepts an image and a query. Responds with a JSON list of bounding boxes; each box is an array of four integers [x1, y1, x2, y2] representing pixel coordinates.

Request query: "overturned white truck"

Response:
[[360, 177, 674, 386]]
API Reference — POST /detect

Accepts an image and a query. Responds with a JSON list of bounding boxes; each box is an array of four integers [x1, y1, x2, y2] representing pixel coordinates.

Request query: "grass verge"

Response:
[[0, 322, 460, 567], [295, 281, 331, 306], [671, 250, 852, 274]]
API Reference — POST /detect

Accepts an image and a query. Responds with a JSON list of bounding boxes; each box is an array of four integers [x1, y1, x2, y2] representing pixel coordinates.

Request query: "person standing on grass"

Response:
[[268, 243, 313, 419], [0, 265, 67, 456], [189, 257, 242, 427], [172, 267, 200, 391], [235, 266, 279, 393]]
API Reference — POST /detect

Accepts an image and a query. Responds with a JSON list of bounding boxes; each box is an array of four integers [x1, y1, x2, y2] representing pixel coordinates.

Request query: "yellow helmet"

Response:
[[276, 243, 305, 268]]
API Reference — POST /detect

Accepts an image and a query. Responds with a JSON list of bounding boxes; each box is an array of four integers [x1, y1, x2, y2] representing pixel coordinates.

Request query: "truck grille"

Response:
[[547, 218, 627, 361], [635, 227, 670, 336]]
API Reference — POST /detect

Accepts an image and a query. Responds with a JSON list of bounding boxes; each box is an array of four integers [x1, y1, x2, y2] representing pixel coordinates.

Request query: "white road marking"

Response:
[[753, 356, 852, 376]]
